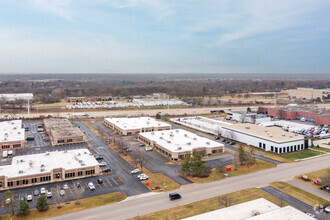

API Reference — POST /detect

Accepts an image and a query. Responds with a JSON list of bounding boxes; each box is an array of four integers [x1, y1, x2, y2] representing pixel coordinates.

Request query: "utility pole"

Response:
[[27, 99, 30, 116]]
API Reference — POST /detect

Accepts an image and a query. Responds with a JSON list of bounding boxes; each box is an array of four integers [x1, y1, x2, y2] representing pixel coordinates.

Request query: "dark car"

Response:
[[229, 142, 236, 145], [24, 127, 29, 131], [222, 139, 227, 142], [169, 193, 181, 201], [320, 185, 330, 192], [94, 155, 104, 160], [34, 189, 39, 196], [139, 144, 145, 147], [102, 167, 111, 173], [76, 182, 81, 188], [97, 179, 103, 184], [214, 137, 220, 140], [26, 136, 35, 141]]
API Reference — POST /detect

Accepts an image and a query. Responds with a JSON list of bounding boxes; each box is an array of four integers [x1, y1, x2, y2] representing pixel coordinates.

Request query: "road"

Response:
[[48, 154, 330, 220], [287, 179, 330, 201]]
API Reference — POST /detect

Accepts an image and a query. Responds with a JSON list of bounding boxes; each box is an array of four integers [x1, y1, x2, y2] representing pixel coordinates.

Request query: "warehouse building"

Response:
[[44, 119, 87, 146], [66, 96, 86, 103], [0, 149, 100, 190], [138, 129, 224, 160], [227, 111, 271, 124], [170, 116, 232, 136], [222, 124, 307, 154], [183, 198, 313, 220], [258, 106, 330, 125], [104, 117, 171, 136], [0, 120, 26, 151]]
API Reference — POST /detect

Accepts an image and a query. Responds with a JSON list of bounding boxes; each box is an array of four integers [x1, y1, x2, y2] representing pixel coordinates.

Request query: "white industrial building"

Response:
[[222, 124, 307, 154], [0, 149, 100, 190], [138, 129, 224, 160], [0, 120, 26, 151], [104, 117, 171, 136], [227, 111, 271, 124], [260, 120, 314, 133], [170, 116, 232, 136], [133, 99, 186, 107], [183, 198, 314, 220]]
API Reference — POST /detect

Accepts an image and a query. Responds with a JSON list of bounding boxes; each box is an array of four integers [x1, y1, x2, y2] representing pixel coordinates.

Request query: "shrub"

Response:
[[198, 172, 210, 178], [36, 195, 49, 212]]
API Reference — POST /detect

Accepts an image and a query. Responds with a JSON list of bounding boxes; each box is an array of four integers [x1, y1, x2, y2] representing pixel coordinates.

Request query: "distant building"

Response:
[[0, 93, 33, 101], [43, 119, 86, 146], [66, 97, 86, 103], [0, 149, 100, 190], [227, 111, 271, 124], [258, 106, 330, 125], [221, 124, 306, 154], [104, 117, 171, 136], [0, 120, 26, 151], [285, 88, 328, 100], [138, 129, 224, 160], [183, 198, 314, 220]]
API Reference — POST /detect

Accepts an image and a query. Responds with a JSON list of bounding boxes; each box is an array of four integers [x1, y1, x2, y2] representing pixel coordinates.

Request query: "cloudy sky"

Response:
[[0, 0, 330, 73]]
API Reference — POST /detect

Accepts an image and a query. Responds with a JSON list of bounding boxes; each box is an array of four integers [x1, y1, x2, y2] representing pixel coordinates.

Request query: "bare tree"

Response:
[[216, 164, 226, 173], [72, 181, 85, 205], [131, 150, 148, 172], [53, 186, 62, 208], [218, 195, 234, 207], [4, 190, 16, 216]]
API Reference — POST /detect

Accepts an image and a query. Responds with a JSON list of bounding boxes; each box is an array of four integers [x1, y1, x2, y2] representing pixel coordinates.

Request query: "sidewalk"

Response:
[[286, 179, 330, 201]]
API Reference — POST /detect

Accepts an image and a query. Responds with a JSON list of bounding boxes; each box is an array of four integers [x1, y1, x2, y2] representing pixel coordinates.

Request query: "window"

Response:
[[287, 146, 290, 152], [291, 146, 293, 152], [294, 145, 297, 151], [283, 147, 286, 153], [67, 139, 73, 143], [275, 147, 278, 153], [13, 144, 21, 148], [263, 144, 266, 149], [271, 146, 274, 152], [279, 148, 282, 154], [259, 142, 262, 148], [17, 180, 20, 186], [1, 145, 10, 149], [57, 140, 65, 143], [0, 182, 2, 187], [8, 181, 13, 187]]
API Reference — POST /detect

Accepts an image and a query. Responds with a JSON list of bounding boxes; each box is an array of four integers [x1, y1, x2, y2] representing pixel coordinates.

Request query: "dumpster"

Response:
[[224, 174, 229, 178]]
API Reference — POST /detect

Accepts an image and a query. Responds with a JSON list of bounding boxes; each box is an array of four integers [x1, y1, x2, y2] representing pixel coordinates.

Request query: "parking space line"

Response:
[[102, 182, 109, 189], [97, 183, 103, 189], [112, 178, 119, 186], [106, 178, 112, 187]]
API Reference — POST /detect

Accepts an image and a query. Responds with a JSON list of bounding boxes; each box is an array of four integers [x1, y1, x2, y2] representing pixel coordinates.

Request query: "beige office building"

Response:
[[0, 149, 100, 190], [0, 120, 26, 151], [44, 119, 86, 146], [104, 117, 171, 136]]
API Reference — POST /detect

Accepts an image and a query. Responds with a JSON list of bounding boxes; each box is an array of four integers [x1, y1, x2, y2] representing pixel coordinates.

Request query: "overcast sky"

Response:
[[0, 0, 330, 74]]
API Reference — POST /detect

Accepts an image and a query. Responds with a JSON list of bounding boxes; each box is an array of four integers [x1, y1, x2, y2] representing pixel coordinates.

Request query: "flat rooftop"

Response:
[[223, 124, 304, 142], [183, 198, 280, 220], [0, 120, 25, 143], [140, 129, 224, 153], [0, 93, 33, 101], [105, 117, 171, 130], [247, 206, 314, 220], [268, 106, 330, 118], [0, 149, 98, 178]]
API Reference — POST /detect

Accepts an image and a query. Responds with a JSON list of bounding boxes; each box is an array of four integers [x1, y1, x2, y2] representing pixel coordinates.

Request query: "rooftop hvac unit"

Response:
[[177, 147, 182, 150], [81, 163, 86, 166], [175, 130, 179, 132], [79, 160, 83, 163], [282, 135, 286, 137], [45, 153, 50, 156], [193, 138, 197, 140], [151, 132, 154, 135], [19, 170, 23, 174], [184, 134, 188, 137], [245, 127, 250, 129], [41, 168, 45, 172], [167, 141, 171, 143], [187, 142, 191, 145], [206, 142, 210, 145], [41, 164, 45, 167]]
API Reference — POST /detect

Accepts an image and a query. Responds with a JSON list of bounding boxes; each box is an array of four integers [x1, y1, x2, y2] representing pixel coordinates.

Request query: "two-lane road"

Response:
[[49, 154, 330, 220]]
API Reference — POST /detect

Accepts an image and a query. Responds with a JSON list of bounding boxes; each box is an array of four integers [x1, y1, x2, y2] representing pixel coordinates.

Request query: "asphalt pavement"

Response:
[[48, 153, 330, 220], [287, 179, 330, 201]]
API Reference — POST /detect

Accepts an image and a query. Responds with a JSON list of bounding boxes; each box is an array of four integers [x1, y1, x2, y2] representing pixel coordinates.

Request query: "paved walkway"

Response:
[[287, 179, 330, 201]]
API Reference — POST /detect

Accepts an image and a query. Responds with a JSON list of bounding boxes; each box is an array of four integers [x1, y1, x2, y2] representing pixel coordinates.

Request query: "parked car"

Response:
[[40, 187, 46, 194], [88, 182, 96, 191], [99, 162, 107, 167], [97, 179, 103, 184], [169, 193, 181, 201], [34, 189, 39, 196], [125, 147, 133, 152], [94, 155, 104, 160], [101, 167, 111, 173], [37, 128, 44, 132], [214, 137, 220, 140], [145, 147, 153, 151], [43, 137, 50, 142], [47, 191, 52, 198], [76, 182, 81, 188], [24, 127, 29, 131], [137, 173, 148, 180], [325, 205, 330, 213], [27, 195, 33, 202], [26, 136, 35, 141], [60, 190, 65, 196], [5, 198, 11, 205], [139, 144, 145, 147], [229, 142, 236, 145], [63, 184, 69, 190], [131, 169, 140, 174], [320, 185, 330, 192]]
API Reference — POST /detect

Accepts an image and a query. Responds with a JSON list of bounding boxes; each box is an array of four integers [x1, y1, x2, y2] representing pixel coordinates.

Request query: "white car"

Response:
[[99, 162, 107, 167], [131, 169, 139, 174], [40, 187, 46, 194], [5, 198, 11, 204], [145, 147, 153, 151], [88, 182, 95, 191], [306, 213, 315, 218], [137, 173, 148, 180], [63, 184, 68, 190], [27, 195, 33, 202], [47, 191, 52, 198], [60, 190, 65, 196]]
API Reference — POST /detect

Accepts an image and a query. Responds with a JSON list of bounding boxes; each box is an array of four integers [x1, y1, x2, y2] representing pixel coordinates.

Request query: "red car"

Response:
[[314, 179, 321, 185]]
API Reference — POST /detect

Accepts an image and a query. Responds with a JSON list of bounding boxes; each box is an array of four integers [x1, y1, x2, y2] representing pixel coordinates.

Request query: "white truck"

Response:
[[2, 150, 8, 158]]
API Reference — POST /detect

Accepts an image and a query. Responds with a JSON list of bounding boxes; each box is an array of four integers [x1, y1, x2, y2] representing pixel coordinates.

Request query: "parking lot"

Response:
[[24, 121, 50, 148], [0, 174, 123, 214]]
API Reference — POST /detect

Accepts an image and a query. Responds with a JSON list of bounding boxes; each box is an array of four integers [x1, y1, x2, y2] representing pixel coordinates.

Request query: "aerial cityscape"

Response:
[[0, 1, 329, 220]]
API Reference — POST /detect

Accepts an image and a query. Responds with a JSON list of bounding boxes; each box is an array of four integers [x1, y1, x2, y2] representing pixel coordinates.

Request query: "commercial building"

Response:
[[133, 99, 186, 106], [286, 88, 328, 100], [227, 111, 271, 124], [258, 106, 330, 125], [222, 124, 306, 154], [0, 149, 100, 190], [104, 117, 171, 136], [0, 93, 33, 101], [44, 119, 87, 146], [0, 120, 26, 151], [183, 198, 313, 220], [138, 129, 224, 160], [170, 116, 232, 136], [66, 97, 86, 103]]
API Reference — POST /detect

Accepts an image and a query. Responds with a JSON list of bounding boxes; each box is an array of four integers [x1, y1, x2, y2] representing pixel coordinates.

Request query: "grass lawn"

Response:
[[270, 181, 329, 206], [1, 192, 126, 220], [295, 168, 330, 188], [184, 159, 275, 184], [315, 147, 330, 153], [128, 188, 286, 220], [280, 149, 323, 162]]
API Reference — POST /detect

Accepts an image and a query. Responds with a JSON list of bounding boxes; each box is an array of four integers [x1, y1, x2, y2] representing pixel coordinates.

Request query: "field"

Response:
[[295, 168, 330, 188]]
